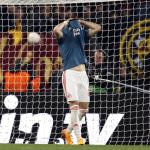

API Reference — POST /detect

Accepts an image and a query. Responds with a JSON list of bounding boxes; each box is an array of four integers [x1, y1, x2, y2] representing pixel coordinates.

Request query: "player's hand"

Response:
[[79, 19, 85, 26], [63, 20, 69, 26], [79, 19, 83, 23]]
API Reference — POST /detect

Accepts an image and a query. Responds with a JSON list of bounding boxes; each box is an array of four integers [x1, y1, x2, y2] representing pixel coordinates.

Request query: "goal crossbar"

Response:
[[0, 0, 126, 5]]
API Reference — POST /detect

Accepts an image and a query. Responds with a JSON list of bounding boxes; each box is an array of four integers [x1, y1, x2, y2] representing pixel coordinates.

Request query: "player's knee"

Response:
[[69, 101, 79, 108], [70, 104, 79, 111]]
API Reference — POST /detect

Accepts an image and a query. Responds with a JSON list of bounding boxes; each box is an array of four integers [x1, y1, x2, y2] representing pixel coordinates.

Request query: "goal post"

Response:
[[0, 0, 149, 145]]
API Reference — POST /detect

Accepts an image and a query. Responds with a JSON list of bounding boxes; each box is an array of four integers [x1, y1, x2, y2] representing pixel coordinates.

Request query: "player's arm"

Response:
[[53, 21, 68, 39], [79, 20, 101, 37]]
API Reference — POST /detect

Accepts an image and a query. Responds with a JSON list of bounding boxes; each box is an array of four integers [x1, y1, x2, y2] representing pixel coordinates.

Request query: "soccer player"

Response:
[[53, 19, 101, 145]]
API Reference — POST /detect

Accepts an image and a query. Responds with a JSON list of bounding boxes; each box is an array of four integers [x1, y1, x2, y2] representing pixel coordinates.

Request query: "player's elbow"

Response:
[[91, 25, 101, 36], [53, 27, 63, 39], [53, 27, 59, 34], [96, 25, 101, 32]]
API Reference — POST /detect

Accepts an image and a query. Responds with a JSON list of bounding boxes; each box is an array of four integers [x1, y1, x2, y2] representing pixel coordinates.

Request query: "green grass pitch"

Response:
[[0, 145, 149, 150]]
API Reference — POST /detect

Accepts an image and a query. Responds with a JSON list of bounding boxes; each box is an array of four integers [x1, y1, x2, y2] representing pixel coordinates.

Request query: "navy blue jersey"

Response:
[[58, 20, 89, 70]]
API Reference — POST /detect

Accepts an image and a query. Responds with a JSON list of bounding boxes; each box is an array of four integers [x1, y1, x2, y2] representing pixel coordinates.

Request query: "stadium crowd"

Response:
[[0, 0, 149, 93]]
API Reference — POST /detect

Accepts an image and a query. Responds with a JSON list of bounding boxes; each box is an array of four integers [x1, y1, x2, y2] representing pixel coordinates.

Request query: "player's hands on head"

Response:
[[79, 19, 84, 25], [64, 18, 78, 26]]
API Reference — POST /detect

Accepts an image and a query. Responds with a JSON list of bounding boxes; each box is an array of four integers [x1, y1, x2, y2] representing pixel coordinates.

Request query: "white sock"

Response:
[[67, 108, 88, 136], [69, 105, 81, 138]]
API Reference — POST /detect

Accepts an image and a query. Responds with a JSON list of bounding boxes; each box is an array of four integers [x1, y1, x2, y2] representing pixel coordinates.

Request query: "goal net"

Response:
[[0, 0, 150, 145]]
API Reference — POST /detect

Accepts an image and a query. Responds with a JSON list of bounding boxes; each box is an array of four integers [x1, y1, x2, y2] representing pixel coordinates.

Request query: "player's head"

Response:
[[68, 19, 81, 29]]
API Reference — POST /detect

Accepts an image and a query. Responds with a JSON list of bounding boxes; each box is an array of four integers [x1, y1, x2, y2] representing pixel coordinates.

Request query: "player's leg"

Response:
[[61, 70, 74, 144], [62, 100, 80, 145], [69, 101, 82, 139], [78, 71, 90, 121], [76, 102, 89, 145], [63, 102, 89, 144], [77, 71, 90, 145], [61, 70, 81, 144], [79, 102, 89, 121]]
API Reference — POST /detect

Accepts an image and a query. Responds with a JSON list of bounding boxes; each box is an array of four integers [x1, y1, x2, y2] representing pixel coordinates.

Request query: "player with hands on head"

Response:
[[53, 18, 101, 145]]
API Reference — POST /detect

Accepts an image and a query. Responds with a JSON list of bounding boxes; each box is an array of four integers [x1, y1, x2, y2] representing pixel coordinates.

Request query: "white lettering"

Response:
[[18, 113, 53, 144], [15, 138, 24, 144], [54, 138, 64, 144], [86, 113, 124, 145], [86, 113, 99, 144], [98, 114, 124, 145], [0, 113, 16, 143]]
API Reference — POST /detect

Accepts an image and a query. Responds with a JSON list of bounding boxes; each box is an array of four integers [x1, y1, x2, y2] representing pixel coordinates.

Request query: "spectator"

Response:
[[94, 49, 105, 65], [0, 5, 15, 32], [39, 5, 53, 32], [41, 5, 53, 32], [0, 5, 26, 33], [83, 5, 95, 22], [27, 5, 53, 32], [94, 49, 111, 79], [64, 6, 72, 19], [89, 45, 116, 93], [63, 5, 79, 20], [95, 3, 103, 24], [52, 4, 65, 27]]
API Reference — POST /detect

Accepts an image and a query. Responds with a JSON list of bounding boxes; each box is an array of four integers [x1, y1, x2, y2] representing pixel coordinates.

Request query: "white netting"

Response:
[[0, 0, 149, 145]]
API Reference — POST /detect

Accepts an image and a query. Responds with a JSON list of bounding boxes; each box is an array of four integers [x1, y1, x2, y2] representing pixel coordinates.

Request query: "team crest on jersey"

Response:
[[73, 28, 80, 36]]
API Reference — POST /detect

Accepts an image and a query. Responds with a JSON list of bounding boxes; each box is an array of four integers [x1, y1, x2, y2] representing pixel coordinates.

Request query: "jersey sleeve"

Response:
[[58, 34, 64, 45]]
